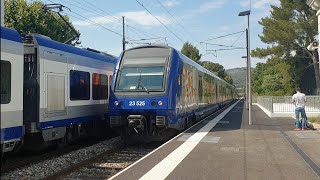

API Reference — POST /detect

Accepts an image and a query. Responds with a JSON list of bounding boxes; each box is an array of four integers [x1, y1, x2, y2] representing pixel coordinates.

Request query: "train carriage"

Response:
[[1, 27, 24, 154], [109, 45, 236, 142], [1, 26, 117, 155]]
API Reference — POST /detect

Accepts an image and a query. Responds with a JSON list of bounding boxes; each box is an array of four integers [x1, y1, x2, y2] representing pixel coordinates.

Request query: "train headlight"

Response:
[[114, 101, 119, 106], [151, 101, 157, 106], [158, 101, 163, 106]]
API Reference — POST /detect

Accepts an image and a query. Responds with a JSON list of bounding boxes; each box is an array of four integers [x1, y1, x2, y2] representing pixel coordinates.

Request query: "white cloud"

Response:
[[199, 1, 226, 13], [120, 11, 172, 26], [73, 11, 172, 28], [163, 0, 180, 7], [181, 0, 227, 20]]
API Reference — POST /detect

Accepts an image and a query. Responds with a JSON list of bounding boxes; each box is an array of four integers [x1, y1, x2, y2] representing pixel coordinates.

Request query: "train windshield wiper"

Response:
[[136, 71, 149, 93]]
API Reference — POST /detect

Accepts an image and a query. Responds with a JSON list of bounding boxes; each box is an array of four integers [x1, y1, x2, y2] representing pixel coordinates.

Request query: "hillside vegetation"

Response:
[[226, 68, 246, 88]]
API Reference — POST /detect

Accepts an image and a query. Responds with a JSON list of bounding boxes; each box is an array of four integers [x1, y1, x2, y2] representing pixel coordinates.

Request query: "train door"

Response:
[[42, 51, 68, 118], [44, 73, 67, 115], [40, 50, 68, 142]]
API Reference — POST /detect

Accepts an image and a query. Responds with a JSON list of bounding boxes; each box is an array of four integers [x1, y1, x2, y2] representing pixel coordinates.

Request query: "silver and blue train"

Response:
[[109, 45, 237, 142], [1, 26, 117, 155]]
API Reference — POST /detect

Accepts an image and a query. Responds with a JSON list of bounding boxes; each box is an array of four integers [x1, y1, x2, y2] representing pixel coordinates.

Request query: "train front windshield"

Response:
[[116, 57, 168, 92]]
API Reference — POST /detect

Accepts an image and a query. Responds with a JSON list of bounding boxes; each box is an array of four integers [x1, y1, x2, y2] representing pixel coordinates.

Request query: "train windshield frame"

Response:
[[115, 57, 169, 93]]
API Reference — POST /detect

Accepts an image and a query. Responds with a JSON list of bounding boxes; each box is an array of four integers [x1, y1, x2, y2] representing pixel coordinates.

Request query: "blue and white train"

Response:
[[1, 26, 117, 155], [109, 45, 237, 142]]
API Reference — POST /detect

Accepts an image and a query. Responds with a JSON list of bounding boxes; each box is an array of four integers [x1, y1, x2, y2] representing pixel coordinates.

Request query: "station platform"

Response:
[[109, 100, 320, 180]]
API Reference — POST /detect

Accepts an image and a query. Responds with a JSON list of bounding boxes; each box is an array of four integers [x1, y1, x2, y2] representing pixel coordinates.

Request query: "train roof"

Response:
[[123, 44, 234, 87], [33, 34, 117, 64], [0, 26, 23, 43], [125, 44, 171, 51]]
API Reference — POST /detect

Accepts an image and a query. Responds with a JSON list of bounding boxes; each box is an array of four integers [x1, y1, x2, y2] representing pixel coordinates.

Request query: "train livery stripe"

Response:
[[0, 126, 23, 142], [34, 35, 117, 64], [0, 27, 23, 43], [40, 115, 107, 130]]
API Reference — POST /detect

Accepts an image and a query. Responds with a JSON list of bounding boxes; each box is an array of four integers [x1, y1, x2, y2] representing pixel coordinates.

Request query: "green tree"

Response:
[[201, 61, 233, 84], [181, 42, 201, 63], [202, 61, 225, 77], [5, 0, 79, 45], [224, 74, 233, 85], [252, 0, 319, 95]]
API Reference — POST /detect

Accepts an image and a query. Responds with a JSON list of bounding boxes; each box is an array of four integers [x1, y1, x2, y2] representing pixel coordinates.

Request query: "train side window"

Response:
[[92, 73, 108, 100], [70, 70, 90, 100], [1, 60, 11, 104]]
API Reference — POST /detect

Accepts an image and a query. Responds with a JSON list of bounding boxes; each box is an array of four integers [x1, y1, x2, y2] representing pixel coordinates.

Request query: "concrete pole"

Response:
[[122, 16, 126, 51], [245, 29, 249, 110], [247, 14, 252, 125], [318, 12, 320, 89], [1, 0, 4, 26]]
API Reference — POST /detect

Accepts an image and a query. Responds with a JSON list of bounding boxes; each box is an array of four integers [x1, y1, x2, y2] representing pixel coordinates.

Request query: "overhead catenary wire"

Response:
[[76, 0, 160, 39], [206, 47, 246, 51], [62, 11, 123, 37], [200, 42, 244, 49], [155, 0, 190, 38], [231, 30, 245, 46], [49, 0, 161, 41], [205, 30, 246, 42], [135, 0, 184, 43], [154, 0, 211, 58]]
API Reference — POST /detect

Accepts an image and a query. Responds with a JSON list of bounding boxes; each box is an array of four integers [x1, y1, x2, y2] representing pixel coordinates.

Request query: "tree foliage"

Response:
[[252, 0, 318, 95], [181, 42, 201, 63], [201, 61, 233, 84], [5, 0, 79, 45]]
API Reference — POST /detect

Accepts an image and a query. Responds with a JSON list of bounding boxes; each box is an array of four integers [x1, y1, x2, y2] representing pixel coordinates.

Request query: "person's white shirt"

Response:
[[292, 92, 306, 109]]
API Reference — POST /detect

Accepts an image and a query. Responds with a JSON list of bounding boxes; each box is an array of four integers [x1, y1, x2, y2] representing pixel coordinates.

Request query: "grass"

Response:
[[308, 117, 320, 124]]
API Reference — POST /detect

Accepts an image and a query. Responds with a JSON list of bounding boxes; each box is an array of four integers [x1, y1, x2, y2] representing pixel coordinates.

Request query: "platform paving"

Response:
[[110, 100, 320, 180]]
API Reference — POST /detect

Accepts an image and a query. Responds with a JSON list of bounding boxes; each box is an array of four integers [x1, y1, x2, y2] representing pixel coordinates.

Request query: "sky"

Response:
[[43, 0, 280, 69]]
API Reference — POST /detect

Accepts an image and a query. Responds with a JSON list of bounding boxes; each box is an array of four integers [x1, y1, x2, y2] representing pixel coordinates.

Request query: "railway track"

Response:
[[1, 127, 118, 175], [45, 142, 162, 180], [1, 137, 100, 174]]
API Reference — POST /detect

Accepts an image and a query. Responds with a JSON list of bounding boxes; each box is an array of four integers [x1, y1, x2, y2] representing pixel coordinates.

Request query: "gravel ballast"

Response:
[[1, 137, 122, 180]]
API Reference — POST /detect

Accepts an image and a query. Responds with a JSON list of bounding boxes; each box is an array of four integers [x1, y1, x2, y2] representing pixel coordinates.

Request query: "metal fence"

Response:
[[257, 96, 320, 113]]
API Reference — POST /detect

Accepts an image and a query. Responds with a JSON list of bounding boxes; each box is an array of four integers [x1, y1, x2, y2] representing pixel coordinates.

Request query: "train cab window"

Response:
[[70, 70, 90, 100], [117, 66, 165, 91], [1, 60, 11, 104], [92, 73, 108, 100]]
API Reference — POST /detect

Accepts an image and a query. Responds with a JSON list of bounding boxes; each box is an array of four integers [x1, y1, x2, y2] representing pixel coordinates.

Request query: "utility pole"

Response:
[[239, 10, 251, 125], [248, 14, 252, 125], [1, 0, 4, 26], [122, 16, 126, 51]]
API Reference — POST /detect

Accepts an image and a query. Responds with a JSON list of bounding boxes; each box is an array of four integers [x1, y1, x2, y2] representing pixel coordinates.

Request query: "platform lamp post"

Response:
[[241, 55, 248, 110], [239, 10, 252, 125]]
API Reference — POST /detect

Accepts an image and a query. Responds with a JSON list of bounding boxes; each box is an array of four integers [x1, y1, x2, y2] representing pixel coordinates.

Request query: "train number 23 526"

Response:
[[129, 101, 145, 106]]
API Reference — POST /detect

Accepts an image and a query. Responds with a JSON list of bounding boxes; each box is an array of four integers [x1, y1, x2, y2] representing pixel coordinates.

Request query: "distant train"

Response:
[[1, 26, 117, 156], [109, 45, 237, 142]]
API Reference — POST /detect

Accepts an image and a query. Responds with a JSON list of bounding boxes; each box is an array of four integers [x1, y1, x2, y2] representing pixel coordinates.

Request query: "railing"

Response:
[[257, 96, 320, 113]]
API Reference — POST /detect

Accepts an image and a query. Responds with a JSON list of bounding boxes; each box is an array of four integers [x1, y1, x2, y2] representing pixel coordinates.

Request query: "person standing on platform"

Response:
[[291, 87, 307, 131]]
